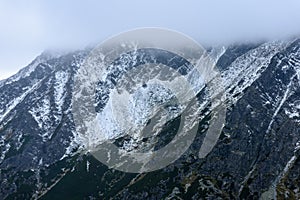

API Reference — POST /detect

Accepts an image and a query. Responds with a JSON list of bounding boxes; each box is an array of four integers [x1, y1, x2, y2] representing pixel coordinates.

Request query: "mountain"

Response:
[[0, 39, 300, 199]]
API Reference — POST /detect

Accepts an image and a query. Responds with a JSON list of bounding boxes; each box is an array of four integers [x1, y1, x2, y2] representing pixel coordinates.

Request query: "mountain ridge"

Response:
[[0, 39, 300, 199]]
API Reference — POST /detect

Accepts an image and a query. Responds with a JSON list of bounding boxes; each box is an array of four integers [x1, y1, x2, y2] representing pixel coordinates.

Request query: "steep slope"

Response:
[[0, 39, 299, 199]]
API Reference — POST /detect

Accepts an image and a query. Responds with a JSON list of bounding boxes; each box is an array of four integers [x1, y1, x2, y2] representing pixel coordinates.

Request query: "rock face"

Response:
[[0, 39, 300, 199]]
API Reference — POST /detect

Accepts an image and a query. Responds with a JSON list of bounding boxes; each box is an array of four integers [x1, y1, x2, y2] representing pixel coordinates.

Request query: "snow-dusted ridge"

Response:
[[0, 78, 45, 123], [1, 38, 300, 199], [1, 40, 296, 157], [221, 41, 291, 105]]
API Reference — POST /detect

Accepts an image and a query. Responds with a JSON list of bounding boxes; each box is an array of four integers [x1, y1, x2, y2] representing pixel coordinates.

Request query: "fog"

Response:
[[1, 0, 300, 79]]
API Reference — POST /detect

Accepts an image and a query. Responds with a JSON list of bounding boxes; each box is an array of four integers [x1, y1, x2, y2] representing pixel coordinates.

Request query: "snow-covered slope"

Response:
[[0, 39, 300, 199]]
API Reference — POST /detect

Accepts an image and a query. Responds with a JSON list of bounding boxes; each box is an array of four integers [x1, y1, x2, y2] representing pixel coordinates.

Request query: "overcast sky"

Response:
[[1, 0, 300, 80]]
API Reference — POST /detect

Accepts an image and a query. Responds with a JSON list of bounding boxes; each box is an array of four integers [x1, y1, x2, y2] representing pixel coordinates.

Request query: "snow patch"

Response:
[[0, 80, 43, 123], [54, 71, 69, 114]]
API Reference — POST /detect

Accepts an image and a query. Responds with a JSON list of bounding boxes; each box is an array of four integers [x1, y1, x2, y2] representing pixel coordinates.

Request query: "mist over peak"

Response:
[[1, 0, 300, 79]]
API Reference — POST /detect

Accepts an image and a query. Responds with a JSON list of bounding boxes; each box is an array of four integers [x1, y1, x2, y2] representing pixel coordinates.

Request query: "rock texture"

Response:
[[0, 39, 300, 199]]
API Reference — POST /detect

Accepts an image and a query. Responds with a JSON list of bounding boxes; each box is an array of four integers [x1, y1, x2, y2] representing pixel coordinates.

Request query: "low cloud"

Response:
[[1, 0, 300, 79]]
